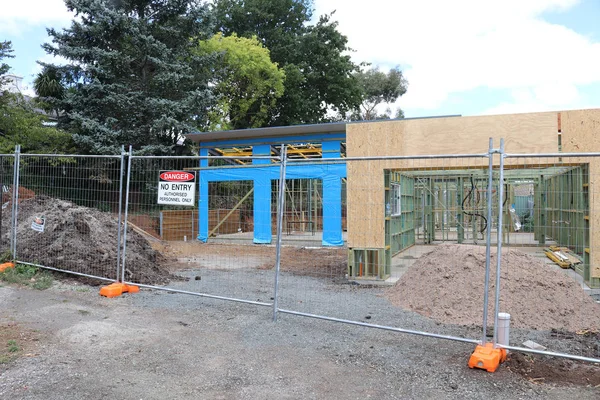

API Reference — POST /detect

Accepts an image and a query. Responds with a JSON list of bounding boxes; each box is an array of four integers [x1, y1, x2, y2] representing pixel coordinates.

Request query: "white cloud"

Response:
[[314, 0, 600, 114], [0, 0, 74, 35]]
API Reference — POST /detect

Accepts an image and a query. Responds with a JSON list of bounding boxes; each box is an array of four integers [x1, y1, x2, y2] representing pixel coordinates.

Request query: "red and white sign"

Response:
[[158, 170, 196, 206], [159, 171, 195, 182]]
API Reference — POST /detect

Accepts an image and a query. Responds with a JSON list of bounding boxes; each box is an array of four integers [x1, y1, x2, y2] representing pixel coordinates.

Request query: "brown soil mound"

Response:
[[387, 244, 600, 332], [7, 196, 171, 285]]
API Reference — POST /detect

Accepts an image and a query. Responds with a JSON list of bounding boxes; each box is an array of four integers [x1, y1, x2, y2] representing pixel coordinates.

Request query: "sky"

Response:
[[1, 0, 599, 118]]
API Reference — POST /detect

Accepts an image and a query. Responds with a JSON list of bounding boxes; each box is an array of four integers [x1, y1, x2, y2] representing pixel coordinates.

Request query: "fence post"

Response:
[[272, 145, 287, 322], [120, 145, 133, 283], [481, 138, 495, 345], [10, 145, 20, 260], [115, 146, 126, 282], [492, 138, 506, 347]]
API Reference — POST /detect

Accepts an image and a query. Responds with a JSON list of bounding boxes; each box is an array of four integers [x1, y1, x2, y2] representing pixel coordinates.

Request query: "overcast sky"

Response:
[[2, 0, 599, 118]]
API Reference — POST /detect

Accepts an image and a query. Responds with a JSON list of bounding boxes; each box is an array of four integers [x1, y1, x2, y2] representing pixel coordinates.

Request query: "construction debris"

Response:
[[544, 246, 582, 269]]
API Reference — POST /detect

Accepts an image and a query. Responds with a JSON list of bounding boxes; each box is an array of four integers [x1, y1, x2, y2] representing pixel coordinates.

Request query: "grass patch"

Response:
[[0, 326, 24, 365], [7, 340, 19, 353], [0, 264, 53, 290]]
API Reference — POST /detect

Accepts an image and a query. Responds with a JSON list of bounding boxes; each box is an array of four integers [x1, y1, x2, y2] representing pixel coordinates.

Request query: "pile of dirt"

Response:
[[386, 244, 600, 332], [6, 196, 171, 285]]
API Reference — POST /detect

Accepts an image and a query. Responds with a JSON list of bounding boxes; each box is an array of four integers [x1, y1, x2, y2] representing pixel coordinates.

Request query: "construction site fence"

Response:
[[1, 143, 599, 365]]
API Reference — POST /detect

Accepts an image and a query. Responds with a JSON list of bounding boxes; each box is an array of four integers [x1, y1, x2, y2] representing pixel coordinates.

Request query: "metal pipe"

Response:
[[272, 145, 288, 322], [496, 344, 600, 364], [115, 146, 126, 282], [277, 309, 480, 344], [120, 146, 133, 283], [504, 152, 600, 158], [130, 155, 278, 160], [20, 154, 122, 158], [493, 139, 506, 347], [16, 261, 115, 283], [287, 153, 490, 163], [11, 145, 21, 259], [9, 148, 18, 258], [123, 281, 273, 307], [481, 139, 495, 345]]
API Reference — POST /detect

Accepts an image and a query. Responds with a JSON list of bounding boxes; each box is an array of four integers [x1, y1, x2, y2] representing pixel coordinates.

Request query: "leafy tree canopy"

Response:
[[41, 0, 215, 154], [213, 0, 362, 126], [33, 65, 65, 118], [352, 66, 408, 121], [0, 93, 74, 154], [196, 33, 285, 131]]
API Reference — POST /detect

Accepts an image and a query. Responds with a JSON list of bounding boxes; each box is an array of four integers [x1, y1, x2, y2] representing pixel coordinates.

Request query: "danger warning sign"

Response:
[[157, 170, 196, 206]]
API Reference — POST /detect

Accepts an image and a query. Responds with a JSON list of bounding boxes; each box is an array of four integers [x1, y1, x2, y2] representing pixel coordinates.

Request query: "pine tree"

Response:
[[42, 0, 215, 154]]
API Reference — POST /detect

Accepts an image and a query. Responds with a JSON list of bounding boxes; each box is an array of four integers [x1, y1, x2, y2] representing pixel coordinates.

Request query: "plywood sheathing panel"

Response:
[[346, 111, 560, 248], [561, 109, 600, 278], [347, 112, 558, 157]]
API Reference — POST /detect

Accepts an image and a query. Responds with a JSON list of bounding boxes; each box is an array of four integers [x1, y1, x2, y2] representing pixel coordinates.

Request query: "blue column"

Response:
[[322, 140, 341, 158], [322, 140, 343, 246], [322, 175, 343, 246], [197, 148, 209, 242], [253, 145, 272, 244]]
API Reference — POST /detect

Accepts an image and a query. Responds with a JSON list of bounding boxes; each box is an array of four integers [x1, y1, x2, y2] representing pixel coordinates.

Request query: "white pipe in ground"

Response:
[[497, 312, 511, 350]]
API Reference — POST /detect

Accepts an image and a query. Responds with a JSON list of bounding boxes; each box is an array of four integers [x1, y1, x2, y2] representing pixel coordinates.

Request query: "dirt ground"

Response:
[[154, 241, 347, 278], [1, 281, 599, 400], [387, 244, 600, 332]]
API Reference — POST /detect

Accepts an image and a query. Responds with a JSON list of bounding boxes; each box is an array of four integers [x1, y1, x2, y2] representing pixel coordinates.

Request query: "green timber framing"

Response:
[[347, 163, 597, 287]]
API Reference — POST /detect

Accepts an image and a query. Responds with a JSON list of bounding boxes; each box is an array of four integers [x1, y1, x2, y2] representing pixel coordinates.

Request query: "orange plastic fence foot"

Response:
[[0, 262, 15, 272], [99, 282, 140, 298], [468, 342, 507, 373]]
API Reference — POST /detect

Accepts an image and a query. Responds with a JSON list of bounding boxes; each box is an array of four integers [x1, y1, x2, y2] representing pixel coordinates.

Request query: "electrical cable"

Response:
[[461, 176, 488, 234]]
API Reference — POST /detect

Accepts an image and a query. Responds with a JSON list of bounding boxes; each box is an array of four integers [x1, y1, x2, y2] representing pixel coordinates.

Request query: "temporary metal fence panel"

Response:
[[121, 154, 281, 307], [3, 142, 598, 365], [273, 151, 496, 345], [13, 153, 125, 282], [272, 145, 600, 364], [494, 151, 600, 363], [0, 153, 16, 257]]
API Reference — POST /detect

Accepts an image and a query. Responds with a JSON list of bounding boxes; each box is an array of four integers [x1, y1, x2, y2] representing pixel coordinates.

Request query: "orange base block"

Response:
[[99, 282, 140, 298], [468, 343, 507, 372], [0, 262, 15, 272]]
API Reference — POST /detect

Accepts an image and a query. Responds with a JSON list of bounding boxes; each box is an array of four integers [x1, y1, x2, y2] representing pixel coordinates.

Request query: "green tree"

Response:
[[33, 65, 65, 118], [214, 0, 362, 126], [41, 0, 215, 154], [197, 33, 285, 131], [352, 66, 408, 120], [0, 41, 14, 95], [0, 93, 73, 154]]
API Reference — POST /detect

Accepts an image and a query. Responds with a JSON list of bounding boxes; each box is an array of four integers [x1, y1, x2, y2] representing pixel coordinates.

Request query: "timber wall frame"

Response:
[[345, 108, 600, 284]]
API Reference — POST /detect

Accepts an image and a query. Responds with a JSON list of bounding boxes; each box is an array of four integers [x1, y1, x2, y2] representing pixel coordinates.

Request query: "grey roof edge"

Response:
[[185, 115, 462, 143]]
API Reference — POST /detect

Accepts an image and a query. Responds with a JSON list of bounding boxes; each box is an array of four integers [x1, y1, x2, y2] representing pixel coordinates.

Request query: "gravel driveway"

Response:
[[0, 275, 598, 400]]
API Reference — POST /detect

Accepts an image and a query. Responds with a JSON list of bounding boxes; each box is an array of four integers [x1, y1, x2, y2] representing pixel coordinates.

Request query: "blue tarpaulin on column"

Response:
[[197, 163, 346, 246]]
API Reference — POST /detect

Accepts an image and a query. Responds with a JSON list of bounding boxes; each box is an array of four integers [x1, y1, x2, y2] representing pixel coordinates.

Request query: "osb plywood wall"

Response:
[[346, 112, 560, 249], [561, 109, 600, 278], [346, 108, 600, 278]]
